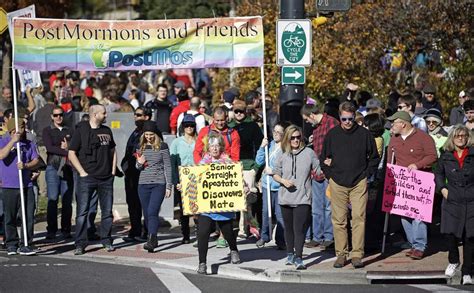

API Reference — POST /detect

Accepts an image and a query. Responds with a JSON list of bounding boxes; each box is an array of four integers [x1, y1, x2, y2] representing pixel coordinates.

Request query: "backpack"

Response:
[[207, 125, 233, 146]]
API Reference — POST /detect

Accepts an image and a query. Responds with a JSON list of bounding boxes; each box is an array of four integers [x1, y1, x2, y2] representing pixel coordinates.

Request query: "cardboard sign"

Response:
[[179, 163, 246, 215], [382, 164, 435, 222]]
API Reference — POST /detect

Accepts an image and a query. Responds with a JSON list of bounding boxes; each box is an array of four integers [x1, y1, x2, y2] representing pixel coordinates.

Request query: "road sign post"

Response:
[[281, 66, 305, 85]]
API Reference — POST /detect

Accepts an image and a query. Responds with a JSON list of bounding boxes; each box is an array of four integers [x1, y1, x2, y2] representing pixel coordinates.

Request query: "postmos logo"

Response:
[[90, 44, 193, 69]]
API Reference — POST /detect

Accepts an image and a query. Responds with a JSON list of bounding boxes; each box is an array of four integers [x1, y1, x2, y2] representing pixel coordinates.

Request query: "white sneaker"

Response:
[[462, 275, 473, 285], [445, 263, 460, 277]]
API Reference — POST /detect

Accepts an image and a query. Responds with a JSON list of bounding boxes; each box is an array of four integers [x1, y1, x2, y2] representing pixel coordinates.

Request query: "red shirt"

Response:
[[454, 148, 469, 169], [312, 113, 339, 180]]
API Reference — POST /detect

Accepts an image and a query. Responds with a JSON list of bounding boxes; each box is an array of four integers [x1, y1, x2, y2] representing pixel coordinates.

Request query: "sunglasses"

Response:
[[234, 109, 245, 114], [455, 134, 468, 139], [290, 135, 301, 141], [340, 117, 354, 122], [52, 113, 64, 117], [182, 123, 196, 128], [134, 113, 144, 117], [397, 104, 407, 110]]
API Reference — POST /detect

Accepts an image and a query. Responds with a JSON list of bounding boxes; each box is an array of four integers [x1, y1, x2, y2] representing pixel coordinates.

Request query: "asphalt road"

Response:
[[0, 253, 471, 293]]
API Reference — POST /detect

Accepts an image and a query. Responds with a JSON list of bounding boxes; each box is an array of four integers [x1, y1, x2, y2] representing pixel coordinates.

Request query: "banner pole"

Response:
[[11, 17, 30, 248], [381, 150, 395, 254], [260, 66, 273, 240]]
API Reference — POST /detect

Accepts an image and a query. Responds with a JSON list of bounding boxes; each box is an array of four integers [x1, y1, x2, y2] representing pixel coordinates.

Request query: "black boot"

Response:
[[143, 234, 158, 253]]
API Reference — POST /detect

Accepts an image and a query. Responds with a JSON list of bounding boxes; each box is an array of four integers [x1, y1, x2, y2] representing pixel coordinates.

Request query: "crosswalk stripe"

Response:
[[151, 267, 201, 293], [410, 284, 469, 292]]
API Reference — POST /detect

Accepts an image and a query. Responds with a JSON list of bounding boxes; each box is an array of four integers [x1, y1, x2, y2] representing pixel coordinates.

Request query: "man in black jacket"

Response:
[[321, 102, 379, 269], [43, 106, 74, 240], [145, 83, 172, 134], [121, 107, 152, 242]]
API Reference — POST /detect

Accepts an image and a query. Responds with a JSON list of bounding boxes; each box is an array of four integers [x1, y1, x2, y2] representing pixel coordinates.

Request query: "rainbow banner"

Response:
[[12, 17, 264, 71]]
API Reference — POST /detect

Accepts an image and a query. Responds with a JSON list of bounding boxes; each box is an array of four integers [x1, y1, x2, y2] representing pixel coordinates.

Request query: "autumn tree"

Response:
[[214, 0, 473, 112]]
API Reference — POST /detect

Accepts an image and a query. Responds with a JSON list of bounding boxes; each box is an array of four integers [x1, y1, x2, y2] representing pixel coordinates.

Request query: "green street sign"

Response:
[[277, 19, 312, 67], [281, 66, 305, 85]]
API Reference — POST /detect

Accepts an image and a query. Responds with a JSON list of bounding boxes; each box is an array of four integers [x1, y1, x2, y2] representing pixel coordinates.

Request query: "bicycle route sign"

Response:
[[276, 19, 312, 67]]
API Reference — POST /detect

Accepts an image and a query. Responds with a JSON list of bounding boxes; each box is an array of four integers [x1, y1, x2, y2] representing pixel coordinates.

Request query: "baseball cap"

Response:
[[387, 111, 411, 123], [366, 98, 382, 109]]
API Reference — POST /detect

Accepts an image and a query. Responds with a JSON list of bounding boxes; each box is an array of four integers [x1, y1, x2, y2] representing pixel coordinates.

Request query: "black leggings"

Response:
[[280, 204, 311, 258], [198, 215, 237, 264], [446, 233, 474, 275]]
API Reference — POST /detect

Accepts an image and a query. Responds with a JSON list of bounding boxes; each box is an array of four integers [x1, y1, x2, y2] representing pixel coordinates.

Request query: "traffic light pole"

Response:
[[279, 0, 305, 126]]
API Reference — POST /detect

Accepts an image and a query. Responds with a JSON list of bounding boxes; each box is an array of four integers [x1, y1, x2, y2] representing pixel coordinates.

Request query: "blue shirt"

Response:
[[255, 140, 282, 191]]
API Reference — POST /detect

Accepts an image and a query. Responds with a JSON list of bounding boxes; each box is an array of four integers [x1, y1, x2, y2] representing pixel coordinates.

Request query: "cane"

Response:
[[381, 149, 395, 254]]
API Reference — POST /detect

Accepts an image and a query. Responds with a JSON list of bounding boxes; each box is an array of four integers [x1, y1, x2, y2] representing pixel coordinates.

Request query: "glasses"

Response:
[[182, 123, 195, 128], [134, 113, 144, 117], [397, 104, 407, 110], [425, 120, 439, 125], [52, 113, 64, 117], [234, 110, 245, 114], [273, 130, 283, 135], [454, 134, 468, 139], [290, 135, 301, 141], [340, 117, 354, 122]]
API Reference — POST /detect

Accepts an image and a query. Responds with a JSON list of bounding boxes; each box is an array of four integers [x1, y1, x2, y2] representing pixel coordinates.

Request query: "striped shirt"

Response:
[[136, 143, 172, 189]]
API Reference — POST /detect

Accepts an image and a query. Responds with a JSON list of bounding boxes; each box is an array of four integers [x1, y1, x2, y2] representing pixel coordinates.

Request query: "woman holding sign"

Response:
[[273, 125, 320, 270], [435, 125, 474, 285], [195, 132, 241, 274], [135, 121, 173, 253]]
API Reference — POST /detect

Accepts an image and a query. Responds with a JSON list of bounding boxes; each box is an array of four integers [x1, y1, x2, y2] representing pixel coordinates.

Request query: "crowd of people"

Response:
[[0, 70, 473, 281]]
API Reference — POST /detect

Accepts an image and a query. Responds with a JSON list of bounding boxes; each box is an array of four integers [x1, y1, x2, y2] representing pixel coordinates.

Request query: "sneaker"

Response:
[[103, 243, 115, 252], [216, 238, 228, 248], [445, 263, 460, 278], [230, 250, 241, 264], [410, 249, 424, 260], [197, 263, 207, 275], [181, 238, 191, 244], [276, 244, 287, 251], [333, 256, 347, 268], [193, 241, 199, 248], [285, 253, 295, 265], [74, 246, 85, 255], [304, 240, 320, 248], [321, 240, 334, 249], [405, 248, 414, 257], [463, 275, 473, 285], [7, 246, 18, 256], [294, 257, 306, 270], [122, 236, 137, 243], [351, 257, 364, 269], [18, 246, 36, 256], [237, 233, 247, 240], [256, 238, 266, 248]]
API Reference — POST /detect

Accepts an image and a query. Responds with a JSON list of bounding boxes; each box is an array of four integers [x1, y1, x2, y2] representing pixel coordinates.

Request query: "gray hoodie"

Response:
[[273, 146, 320, 206]]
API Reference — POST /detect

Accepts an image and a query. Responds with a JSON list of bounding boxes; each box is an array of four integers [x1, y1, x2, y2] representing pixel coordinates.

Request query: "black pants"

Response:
[[198, 215, 237, 264], [447, 233, 474, 276], [0, 187, 35, 248], [124, 173, 145, 237], [281, 204, 311, 258]]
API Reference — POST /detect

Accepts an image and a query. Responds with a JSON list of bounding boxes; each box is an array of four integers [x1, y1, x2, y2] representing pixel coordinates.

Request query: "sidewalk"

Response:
[[25, 204, 457, 285]]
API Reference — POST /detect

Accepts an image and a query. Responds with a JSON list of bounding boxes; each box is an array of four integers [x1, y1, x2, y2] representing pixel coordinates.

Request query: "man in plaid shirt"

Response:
[[301, 104, 339, 249]]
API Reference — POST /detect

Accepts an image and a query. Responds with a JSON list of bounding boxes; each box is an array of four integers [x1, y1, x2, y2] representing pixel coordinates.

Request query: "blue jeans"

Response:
[[260, 187, 285, 246], [75, 176, 114, 247], [138, 184, 166, 235], [307, 180, 333, 242], [73, 170, 98, 237], [46, 165, 73, 234], [401, 217, 427, 251]]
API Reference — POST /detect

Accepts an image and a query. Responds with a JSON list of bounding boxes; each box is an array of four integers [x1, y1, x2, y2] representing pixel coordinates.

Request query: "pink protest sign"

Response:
[[382, 164, 435, 223]]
